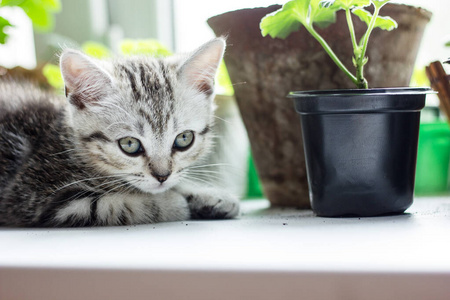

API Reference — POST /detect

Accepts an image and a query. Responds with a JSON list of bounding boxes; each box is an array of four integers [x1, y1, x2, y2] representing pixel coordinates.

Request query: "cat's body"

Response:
[[0, 38, 239, 227]]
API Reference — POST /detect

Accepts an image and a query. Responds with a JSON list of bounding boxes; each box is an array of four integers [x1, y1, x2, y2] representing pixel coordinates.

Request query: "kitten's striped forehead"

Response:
[[114, 58, 177, 135]]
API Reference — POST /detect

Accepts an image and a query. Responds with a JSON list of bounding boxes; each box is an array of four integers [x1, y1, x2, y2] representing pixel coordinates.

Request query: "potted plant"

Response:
[[258, 0, 431, 216], [208, 2, 431, 209]]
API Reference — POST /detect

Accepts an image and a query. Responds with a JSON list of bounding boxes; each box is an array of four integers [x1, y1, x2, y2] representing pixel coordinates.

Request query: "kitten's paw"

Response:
[[186, 190, 240, 220]]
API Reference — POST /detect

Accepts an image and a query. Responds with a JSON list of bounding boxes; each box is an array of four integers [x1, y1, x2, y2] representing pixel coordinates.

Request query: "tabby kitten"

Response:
[[0, 38, 240, 227]]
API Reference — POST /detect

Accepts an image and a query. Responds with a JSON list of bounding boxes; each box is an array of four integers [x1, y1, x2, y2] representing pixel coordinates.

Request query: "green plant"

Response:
[[216, 61, 234, 96], [0, 0, 61, 44], [260, 0, 397, 89], [120, 39, 172, 57], [410, 67, 430, 88]]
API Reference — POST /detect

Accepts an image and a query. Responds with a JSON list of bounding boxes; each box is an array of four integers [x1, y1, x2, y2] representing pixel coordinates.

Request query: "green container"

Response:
[[246, 153, 264, 199], [415, 122, 450, 195]]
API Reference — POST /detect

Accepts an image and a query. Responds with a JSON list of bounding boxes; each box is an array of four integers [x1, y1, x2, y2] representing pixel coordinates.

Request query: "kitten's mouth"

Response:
[[152, 183, 170, 192], [128, 176, 177, 194]]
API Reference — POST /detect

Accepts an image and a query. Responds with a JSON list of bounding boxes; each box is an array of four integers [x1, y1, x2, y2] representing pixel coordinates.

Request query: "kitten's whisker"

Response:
[[185, 168, 230, 177], [186, 169, 223, 175], [188, 163, 232, 169], [213, 115, 232, 125], [95, 180, 136, 198], [95, 178, 129, 190], [53, 174, 128, 192], [105, 121, 131, 131], [183, 175, 214, 186], [231, 81, 247, 87], [49, 149, 78, 156], [51, 189, 94, 204], [179, 176, 204, 188], [100, 102, 134, 120]]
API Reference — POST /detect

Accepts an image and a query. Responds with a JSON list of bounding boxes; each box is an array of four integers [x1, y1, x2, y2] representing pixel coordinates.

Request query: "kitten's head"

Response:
[[60, 38, 225, 193]]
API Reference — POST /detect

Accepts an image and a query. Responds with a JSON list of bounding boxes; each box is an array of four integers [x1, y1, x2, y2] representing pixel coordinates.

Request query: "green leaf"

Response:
[[362, 56, 368, 65], [260, 0, 338, 39], [310, 0, 338, 28], [42, 63, 64, 90], [319, 0, 335, 8], [0, 16, 13, 44], [446, 41, 450, 47], [25, 6, 53, 31], [352, 56, 357, 67], [352, 8, 397, 31], [40, 0, 61, 12], [0, 0, 26, 7], [372, 0, 390, 9], [119, 39, 172, 57], [410, 66, 430, 87], [260, 0, 308, 39], [9, 0, 62, 32], [320, 0, 370, 9], [216, 60, 234, 96], [18, 0, 53, 31], [82, 41, 111, 59]]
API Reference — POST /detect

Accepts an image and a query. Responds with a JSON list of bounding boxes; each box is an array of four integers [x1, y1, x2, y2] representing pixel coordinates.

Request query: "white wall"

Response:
[[0, 7, 36, 69], [399, 0, 449, 68], [174, 0, 277, 53]]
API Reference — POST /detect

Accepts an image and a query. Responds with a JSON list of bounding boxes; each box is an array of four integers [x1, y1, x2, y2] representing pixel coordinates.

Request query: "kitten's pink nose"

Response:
[[152, 172, 171, 183]]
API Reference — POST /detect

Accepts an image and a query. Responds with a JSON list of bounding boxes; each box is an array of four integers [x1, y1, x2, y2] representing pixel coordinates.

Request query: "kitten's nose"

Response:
[[152, 172, 171, 183]]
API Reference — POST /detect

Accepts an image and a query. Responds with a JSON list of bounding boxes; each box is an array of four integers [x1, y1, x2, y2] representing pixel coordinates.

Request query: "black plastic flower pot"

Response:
[[290, 88, 431, 217]]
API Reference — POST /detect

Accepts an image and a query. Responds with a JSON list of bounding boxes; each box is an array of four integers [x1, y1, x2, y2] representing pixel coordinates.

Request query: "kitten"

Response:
[[0, 38, 240, 227]]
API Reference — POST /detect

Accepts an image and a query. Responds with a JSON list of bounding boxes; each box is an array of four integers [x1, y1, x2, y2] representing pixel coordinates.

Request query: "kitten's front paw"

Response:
[[186, 190, 240, 220]]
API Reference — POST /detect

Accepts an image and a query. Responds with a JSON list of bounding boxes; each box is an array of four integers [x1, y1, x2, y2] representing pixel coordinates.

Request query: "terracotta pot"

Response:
[[208, 4, 431, 208]]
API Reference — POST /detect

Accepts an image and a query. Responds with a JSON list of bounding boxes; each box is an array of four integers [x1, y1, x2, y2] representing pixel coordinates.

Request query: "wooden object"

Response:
[[426, 61, 450, 120]]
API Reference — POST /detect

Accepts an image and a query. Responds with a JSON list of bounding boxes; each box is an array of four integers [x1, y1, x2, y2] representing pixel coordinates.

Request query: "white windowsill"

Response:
[[0, 197, 449, 299]]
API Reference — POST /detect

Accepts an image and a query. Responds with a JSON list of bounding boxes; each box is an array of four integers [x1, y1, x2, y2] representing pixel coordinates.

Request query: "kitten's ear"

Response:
[[179, 38, 226, 96], [60, 49, 112, 109]]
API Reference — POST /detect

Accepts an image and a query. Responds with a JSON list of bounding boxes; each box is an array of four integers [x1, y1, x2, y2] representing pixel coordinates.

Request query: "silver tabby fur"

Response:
[[0, 38, 239, 227]]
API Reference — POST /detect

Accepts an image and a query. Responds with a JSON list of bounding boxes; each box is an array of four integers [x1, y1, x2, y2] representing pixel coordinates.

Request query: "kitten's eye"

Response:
[[173, 131, 194, 150], [119, 137, 143, 155]]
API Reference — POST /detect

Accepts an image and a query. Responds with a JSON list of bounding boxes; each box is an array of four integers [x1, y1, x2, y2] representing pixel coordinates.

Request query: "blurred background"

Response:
[[0, 0, 449, 198], [0, 0, 448, 70]]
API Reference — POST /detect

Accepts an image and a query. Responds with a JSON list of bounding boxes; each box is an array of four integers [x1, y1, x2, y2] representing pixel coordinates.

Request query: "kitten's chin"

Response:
[[130, 179, 177, 194], [145, 184, 174, 194]]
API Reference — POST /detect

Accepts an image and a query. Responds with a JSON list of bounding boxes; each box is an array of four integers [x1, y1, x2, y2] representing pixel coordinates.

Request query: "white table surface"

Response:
[[1, 197, 449, 300]]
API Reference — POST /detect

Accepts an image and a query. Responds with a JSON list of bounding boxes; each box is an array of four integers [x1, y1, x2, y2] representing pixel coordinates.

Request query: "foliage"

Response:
[[42, 63, 63, 90], [0, 0, 61, 44], [216, 61, 234, 96], [260, 0, 397, 89], [82, 41, 111, 59], [0, 15, 11, 43], [120, 39, 172, 57], [410, 67, 430, 88]]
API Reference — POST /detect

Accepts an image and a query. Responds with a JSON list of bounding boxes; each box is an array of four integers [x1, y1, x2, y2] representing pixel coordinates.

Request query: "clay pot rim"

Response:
[[207, 3, 432, 23]]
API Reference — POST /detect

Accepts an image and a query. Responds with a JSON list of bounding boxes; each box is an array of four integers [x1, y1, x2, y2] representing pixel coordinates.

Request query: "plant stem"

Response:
[[345, 8, 358, 51], [306, 25, 359, 87], [355, 4, 382, 89], [345, 7, 367, 89], [360, 5, 380, 62]]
